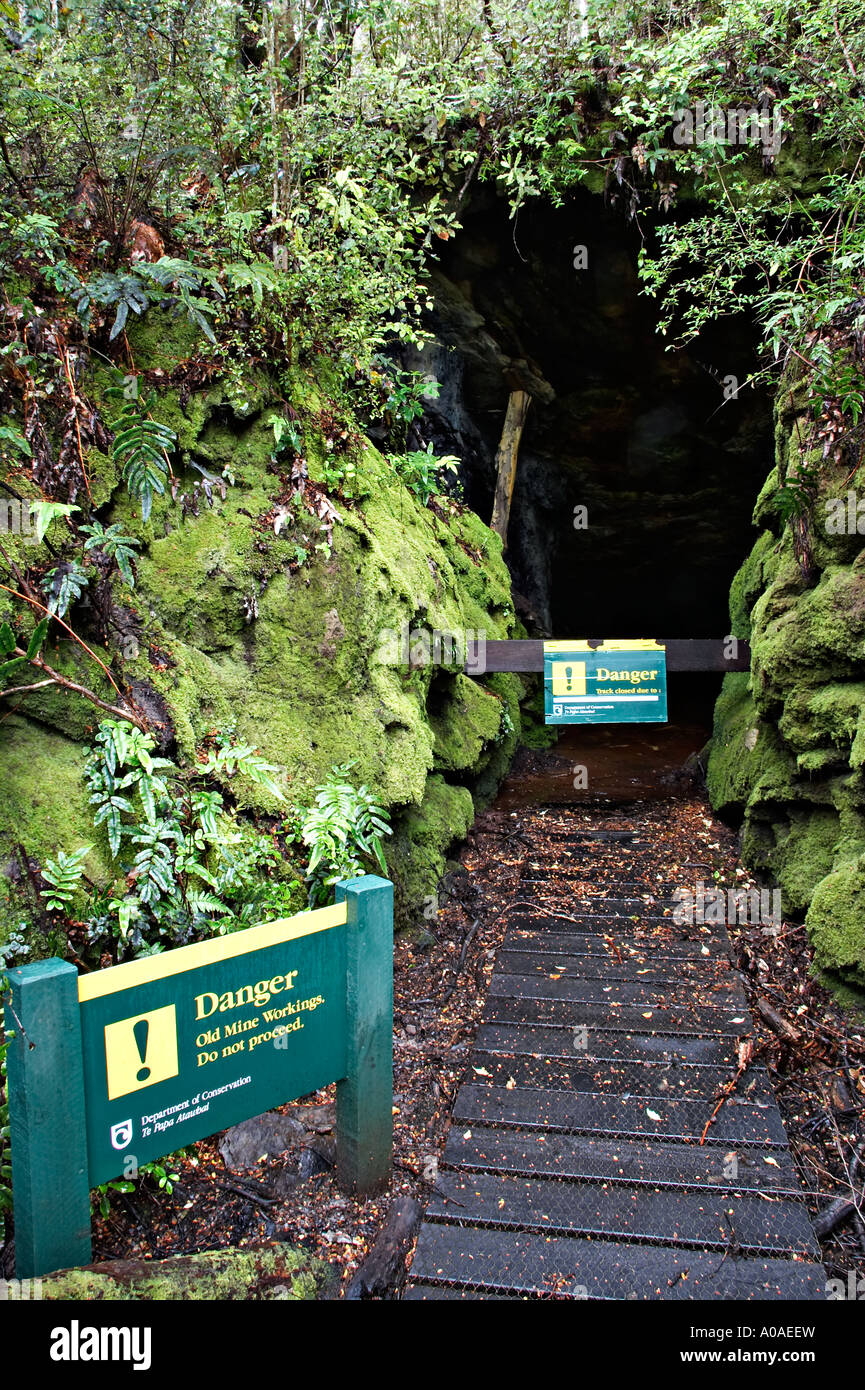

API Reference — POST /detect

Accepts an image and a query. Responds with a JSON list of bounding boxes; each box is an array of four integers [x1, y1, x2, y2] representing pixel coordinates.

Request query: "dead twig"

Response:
[[440, 918, 480, 1005]]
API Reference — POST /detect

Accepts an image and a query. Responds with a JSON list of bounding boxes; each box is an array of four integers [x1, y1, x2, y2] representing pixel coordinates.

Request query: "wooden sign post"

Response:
[[6, 875, 393, 1279]]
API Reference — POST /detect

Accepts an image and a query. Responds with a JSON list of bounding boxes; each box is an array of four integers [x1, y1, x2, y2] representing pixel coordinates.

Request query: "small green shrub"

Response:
[[288, 762, 392, 907], [59, 720, 293, 962], [389, 444, 460, 506]]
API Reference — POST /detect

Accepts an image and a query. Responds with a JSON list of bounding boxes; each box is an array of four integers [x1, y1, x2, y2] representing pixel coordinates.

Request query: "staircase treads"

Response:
[[496, 947, 734, 986], [452, 1083, 787, 1145], [488, 970, 747, 1011], [402, 1284, 522, 1301], [521, 892, 684, 914], [443, 1125, 802, 1193], [503, 927, 723, 961], [483, 994, 750, 1036], [409, 1223, 825, 1301], [426, 1171, 818, 1257], [521, 880, 682, 893], [465, 1051, 774, 1103], [475, 1022, 744, 1067], [406, 808, 823, 1301], [506, 912, 728, 940], [523, 863, 711, 877]]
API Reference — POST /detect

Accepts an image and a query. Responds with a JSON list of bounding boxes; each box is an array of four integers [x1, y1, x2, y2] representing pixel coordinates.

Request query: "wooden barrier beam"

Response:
[[470, 639, 750, 674]]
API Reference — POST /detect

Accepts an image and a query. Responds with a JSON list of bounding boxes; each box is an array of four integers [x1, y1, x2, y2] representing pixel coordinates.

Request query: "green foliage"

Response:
[[92, 1149, 194, 1218], [291, 762, 392, 907], [0, 0, 861, 432], [222, 259, 279, 313], [31, 501, 78, 544], [0, 621, 22, 683], [356, 359, 442, 449], [70, 269, 151, 340], [389, 444, 460, 506], [43, 559, 89, 618], [0, 425, 32, 464], [77, 720, 289, 960], [40, 844, 93, 913], [136, 257, 221, 342], [80, 521, 141, 588], [26, 617, 49, 659], [10, 212, 63, 262], [268, 414, 303, 457], [107, 391, 177, 522]]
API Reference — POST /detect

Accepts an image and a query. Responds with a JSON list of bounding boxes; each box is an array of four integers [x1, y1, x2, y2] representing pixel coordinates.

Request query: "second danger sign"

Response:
[[543, 639, 668, 725]]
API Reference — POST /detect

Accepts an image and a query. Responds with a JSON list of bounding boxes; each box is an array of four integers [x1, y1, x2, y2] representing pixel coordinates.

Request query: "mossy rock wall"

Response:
[[0, 315, 525, 949], [707, 372, 865, 993]]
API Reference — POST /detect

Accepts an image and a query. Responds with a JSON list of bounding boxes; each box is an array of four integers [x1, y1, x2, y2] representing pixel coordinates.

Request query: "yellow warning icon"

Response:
[[104, 1004, 179, 1101], [551, 661, 587, 697]]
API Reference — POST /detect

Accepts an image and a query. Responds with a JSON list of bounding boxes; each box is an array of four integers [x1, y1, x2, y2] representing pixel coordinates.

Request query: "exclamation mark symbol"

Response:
[[133, 1019, 151, 1082], [565, 665, 574, 692]]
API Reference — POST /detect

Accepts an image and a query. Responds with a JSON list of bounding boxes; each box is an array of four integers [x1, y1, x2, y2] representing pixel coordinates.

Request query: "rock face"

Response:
[[218, 1114, 306, 1170], [707, 371, 865, 993], [0, 310, 526, 948]]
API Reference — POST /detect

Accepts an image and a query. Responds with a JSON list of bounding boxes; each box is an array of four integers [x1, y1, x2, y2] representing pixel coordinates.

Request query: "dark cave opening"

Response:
[[410, 187, 773, 651]]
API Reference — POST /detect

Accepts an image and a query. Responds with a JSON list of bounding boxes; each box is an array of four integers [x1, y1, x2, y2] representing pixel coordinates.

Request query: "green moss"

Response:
[[728, 530, 779, 639], [125, 437, 518, 847], [751, 465, 780, 530], [0, 326, 523, 940], [714, 379, 865, 998], [518, 678, 559, 750], [387, 774, 475, 924], [849, 705, 865, 771], [806, 856, 865, 988], [796, 748, 849, 774], [4, 637, 119, 743], [125, 307, 202, 373], [0, 715, 114, 954], [779, 681, 865, 753], [751, 564, 865, 710], [470, 671, 524, 805], [809, 971, 865, 1014], [42, 1244, 334, 1301], [706, 673, 796, 816], [775, 807, 842, 913], [429, 673, 502, 772]]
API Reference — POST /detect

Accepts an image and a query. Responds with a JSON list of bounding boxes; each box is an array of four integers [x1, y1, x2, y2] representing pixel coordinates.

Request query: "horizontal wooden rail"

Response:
[[469, 639, 750, 674]]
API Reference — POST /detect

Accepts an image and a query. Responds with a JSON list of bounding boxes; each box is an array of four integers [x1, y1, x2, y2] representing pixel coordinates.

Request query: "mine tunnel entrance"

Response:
[[409, 186, 773, 761]]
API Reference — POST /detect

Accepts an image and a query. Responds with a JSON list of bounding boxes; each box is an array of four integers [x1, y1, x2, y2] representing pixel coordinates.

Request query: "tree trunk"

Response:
[[490, 389, 531, 550]]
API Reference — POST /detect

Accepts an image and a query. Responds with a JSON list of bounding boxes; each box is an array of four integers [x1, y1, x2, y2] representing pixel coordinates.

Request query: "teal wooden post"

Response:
[[6, 958, 91, 1278], [335, 875, 393, 1193]]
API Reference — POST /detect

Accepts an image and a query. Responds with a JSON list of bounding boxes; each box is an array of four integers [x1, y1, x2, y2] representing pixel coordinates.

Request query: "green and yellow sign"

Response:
[[543, 639, 668, 724], [78, 902, 349, 1185], [7, 876, 393, 1279]]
